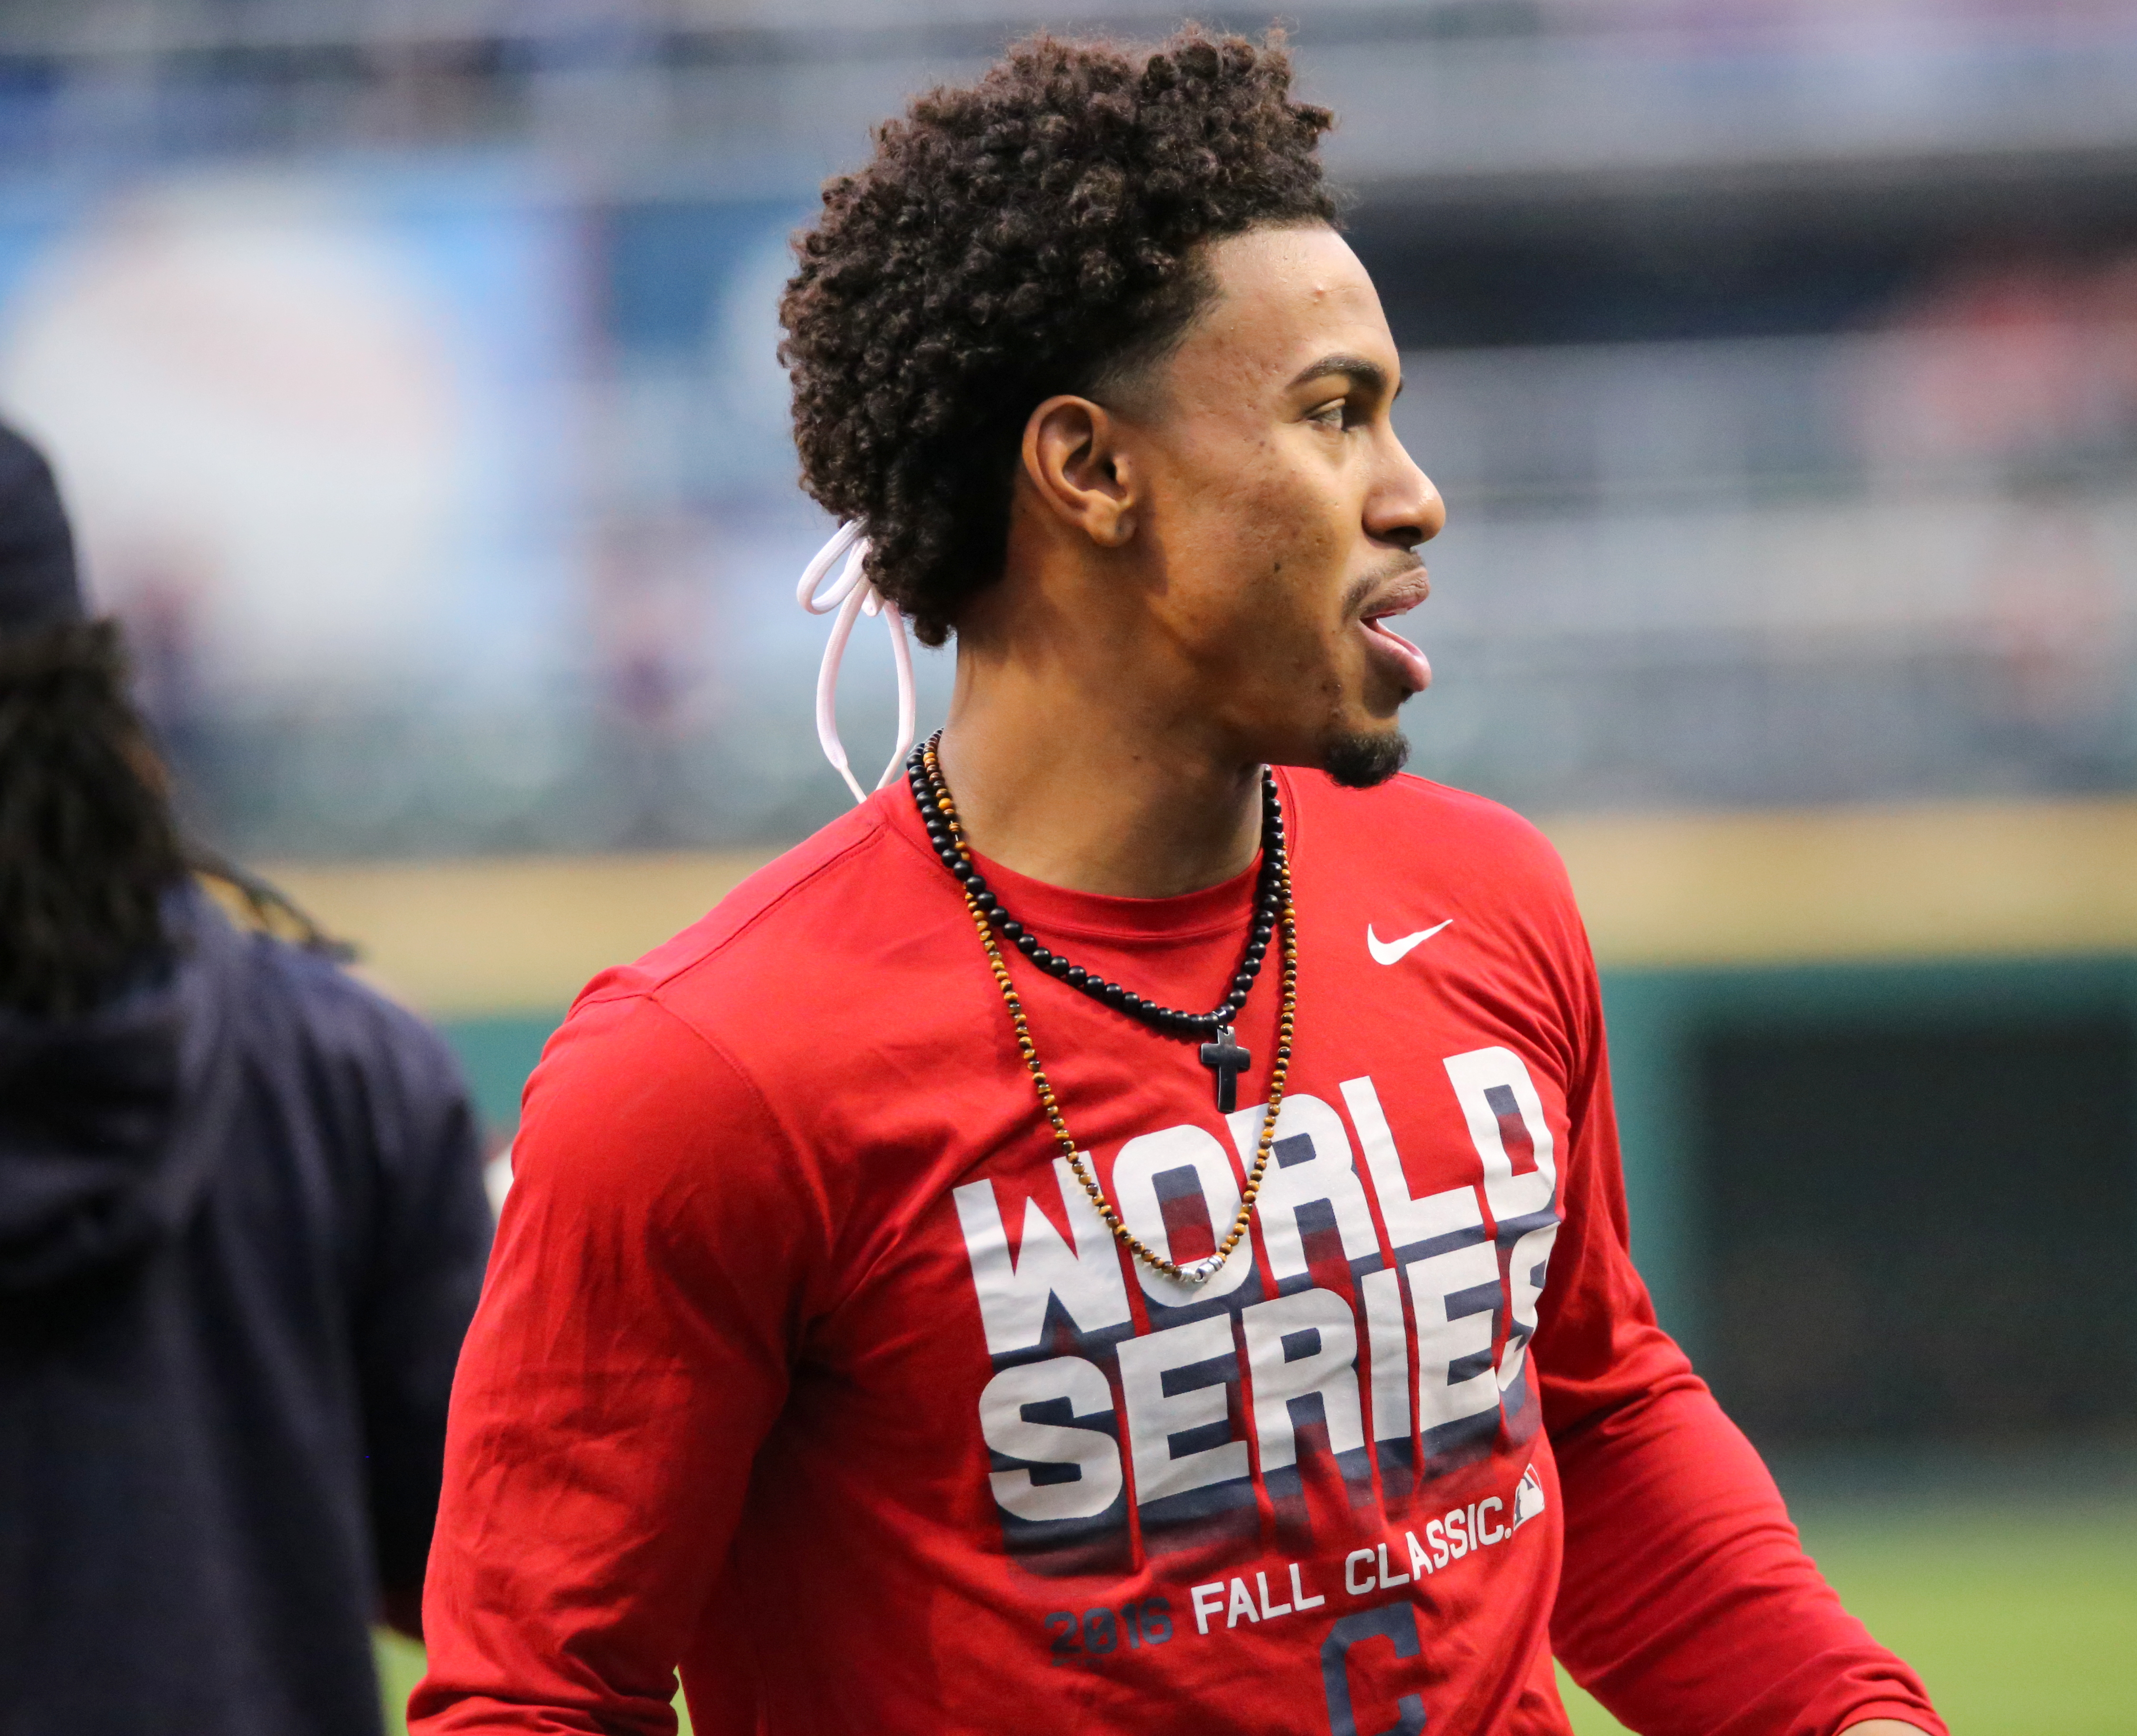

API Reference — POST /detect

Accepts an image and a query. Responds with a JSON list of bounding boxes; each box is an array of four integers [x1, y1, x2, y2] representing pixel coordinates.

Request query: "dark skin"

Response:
[[937, 225, 1926, 1736], [939, 222, 1440, 897]]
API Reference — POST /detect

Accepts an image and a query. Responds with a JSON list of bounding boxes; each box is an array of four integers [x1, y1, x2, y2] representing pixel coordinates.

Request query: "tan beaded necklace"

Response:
[[916, 736, 1298, 1288]]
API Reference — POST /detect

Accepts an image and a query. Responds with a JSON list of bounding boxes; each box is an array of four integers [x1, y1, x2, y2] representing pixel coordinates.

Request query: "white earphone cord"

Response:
[[796, 522, 917, 805]]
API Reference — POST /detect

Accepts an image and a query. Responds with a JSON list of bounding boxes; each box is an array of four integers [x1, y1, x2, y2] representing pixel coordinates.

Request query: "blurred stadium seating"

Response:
[[4, 2, 2133, 1729]]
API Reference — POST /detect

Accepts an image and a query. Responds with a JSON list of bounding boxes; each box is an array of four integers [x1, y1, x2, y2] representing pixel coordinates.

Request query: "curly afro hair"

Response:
[[779, 29, 1338, 646]]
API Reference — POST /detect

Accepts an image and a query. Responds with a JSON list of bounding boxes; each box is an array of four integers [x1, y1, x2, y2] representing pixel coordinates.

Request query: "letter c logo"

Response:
[[1319, 1604, 1427, 1736]]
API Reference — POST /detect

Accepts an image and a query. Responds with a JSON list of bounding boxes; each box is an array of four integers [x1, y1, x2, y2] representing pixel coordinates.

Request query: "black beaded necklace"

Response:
[[907, 733, 1287, 1113]]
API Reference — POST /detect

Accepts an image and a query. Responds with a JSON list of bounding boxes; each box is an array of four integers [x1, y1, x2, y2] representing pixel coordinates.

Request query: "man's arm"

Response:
[[410, 991, 813, 1734], [1547, 1373, 1945, 1736], [1534, 967, 1945, 1736]]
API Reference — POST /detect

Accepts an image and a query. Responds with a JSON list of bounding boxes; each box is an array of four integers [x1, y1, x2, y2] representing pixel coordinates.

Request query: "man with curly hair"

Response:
[[415, 30, 1941, 1736]]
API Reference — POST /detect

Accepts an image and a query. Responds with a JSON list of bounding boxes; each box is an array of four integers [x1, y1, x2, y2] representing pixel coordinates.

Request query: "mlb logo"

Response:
[[1510, 1465, 1546, 1533]]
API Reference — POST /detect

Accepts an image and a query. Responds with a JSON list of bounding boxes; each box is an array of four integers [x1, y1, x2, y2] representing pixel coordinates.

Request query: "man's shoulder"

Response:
[[517, 793, 956, 1173], [570, 790, 940, 1033], [1289, 768, 1570, 887]]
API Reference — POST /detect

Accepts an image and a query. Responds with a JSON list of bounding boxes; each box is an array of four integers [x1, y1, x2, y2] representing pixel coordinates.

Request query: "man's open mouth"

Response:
[[1359, 577, 1432, 694]]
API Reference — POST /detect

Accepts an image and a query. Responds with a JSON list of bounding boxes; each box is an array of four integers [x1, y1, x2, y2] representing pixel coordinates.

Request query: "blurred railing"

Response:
[[1390, 327, 2137, 811], [1402, 326, 2137, 505], [5, 2, 2137, 197], [124, 324, 2134, 858]]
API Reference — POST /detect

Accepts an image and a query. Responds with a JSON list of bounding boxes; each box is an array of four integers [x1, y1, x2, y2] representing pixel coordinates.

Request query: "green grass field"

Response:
[[378, 1495, 2137, 1734], [1557, 1496, 2137, 1734]]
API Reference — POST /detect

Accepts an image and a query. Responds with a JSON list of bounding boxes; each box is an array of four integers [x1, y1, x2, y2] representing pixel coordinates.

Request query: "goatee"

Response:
[[1321, 729, 1409, 789]]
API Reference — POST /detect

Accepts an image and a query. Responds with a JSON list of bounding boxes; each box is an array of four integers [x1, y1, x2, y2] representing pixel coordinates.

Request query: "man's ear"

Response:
[[1021, 395, 1137, 548]]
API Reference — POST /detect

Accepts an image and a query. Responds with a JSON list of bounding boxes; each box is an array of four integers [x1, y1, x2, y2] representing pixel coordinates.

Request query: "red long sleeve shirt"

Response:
[[412, 771, 1942, 1736]]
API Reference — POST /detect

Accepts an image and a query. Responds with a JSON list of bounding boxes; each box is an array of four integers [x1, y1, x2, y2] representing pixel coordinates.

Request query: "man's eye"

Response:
[[1308, 400, 1348, 429]]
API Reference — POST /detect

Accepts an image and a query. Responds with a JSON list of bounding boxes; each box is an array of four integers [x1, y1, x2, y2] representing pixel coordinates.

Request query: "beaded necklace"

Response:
[[908, 733, 1298, 1287]]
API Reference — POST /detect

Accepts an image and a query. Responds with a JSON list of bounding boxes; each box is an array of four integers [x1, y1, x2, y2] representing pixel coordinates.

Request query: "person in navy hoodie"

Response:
[[0, 420, 492, 1736]]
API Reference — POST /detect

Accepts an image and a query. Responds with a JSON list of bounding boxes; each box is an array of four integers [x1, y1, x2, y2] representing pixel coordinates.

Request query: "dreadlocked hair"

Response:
[[0, 618, 186, 1018], [779, 27, 1338, 646]]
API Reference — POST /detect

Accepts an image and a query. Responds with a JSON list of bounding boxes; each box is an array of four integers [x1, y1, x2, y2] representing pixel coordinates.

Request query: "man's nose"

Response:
[[1369, 441, 1446, 550]]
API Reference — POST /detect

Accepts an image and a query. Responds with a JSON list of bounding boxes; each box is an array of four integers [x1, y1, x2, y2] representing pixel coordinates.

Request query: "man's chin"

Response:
[[1320, 728, 1410, 789]]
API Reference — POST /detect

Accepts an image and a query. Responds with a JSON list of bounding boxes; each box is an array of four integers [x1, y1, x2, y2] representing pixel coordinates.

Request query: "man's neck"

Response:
[[934, 652, 1264, 901]]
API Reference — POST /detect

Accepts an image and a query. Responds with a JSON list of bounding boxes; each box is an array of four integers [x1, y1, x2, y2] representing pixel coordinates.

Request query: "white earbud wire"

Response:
[[796, 522, 916, 804]]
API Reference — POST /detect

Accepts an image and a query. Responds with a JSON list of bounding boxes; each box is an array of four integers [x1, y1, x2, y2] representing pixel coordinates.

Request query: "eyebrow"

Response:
[[1288, 354, 1400, 399]]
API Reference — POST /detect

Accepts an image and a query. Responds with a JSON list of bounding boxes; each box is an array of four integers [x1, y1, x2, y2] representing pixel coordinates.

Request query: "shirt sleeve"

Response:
[[409, 988, 826, 1736], [354, 1005, 494, 1605], [1536, 954, 1946, 1736]]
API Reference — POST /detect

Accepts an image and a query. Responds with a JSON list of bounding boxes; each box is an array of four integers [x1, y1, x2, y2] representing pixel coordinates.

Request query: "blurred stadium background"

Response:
[[1, 0, 2132, 1729]]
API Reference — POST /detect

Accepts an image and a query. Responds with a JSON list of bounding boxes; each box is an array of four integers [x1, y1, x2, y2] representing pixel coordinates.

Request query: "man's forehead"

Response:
[[1186, 226, 1396, 387]]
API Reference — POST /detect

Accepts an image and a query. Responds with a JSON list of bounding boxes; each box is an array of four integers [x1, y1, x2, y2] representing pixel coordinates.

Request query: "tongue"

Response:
[[1369, 618, 1432, 690]]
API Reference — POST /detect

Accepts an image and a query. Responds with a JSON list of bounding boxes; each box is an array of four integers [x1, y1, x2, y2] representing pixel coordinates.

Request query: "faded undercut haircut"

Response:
[[779, 28, 1338, 646]]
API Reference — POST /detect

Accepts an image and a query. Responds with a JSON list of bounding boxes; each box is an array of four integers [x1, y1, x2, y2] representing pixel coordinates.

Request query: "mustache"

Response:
[[1341, 550, 1428, 619]]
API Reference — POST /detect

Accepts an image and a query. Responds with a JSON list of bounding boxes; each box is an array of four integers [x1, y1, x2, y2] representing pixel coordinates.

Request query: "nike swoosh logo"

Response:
[[1367, 919, 1454, 966]]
